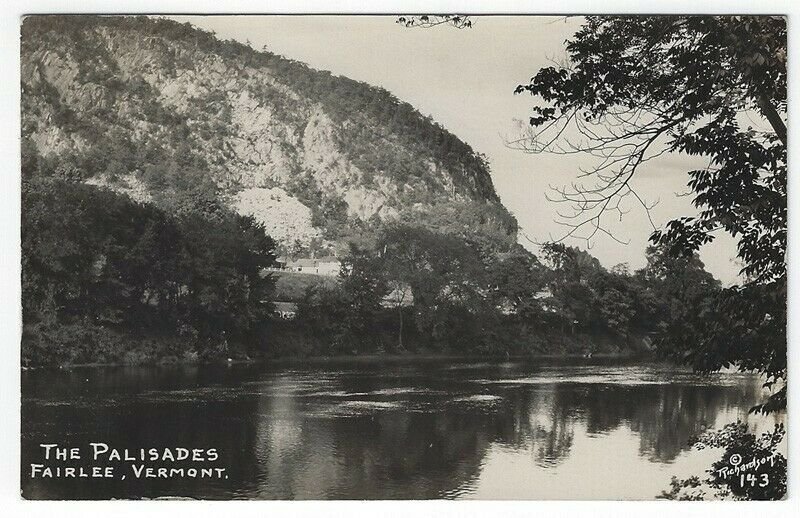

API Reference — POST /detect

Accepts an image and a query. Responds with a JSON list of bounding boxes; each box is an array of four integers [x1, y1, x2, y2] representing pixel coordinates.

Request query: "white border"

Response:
[[1, 2, 796, 518]]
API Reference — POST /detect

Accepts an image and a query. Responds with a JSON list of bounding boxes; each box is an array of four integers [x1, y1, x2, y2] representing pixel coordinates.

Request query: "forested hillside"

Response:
[[21, 15, 516, 257], [20, 16, 725, 365]]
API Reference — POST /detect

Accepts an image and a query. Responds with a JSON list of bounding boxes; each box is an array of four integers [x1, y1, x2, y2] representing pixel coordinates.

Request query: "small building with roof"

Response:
[[285, 256, 341, 276]]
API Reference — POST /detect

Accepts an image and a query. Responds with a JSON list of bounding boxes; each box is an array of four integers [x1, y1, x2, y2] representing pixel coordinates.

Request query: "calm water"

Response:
[[21, 358, 780, 500]]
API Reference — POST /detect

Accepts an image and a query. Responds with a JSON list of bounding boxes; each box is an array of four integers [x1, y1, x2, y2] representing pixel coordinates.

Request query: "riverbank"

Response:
[[21, 341, 652, 371], [21, 317, 655, 369], [22, 351, 653, 371]]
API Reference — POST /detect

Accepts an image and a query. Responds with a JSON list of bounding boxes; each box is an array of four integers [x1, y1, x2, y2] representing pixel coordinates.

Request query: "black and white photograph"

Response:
[[6, 3, 796, 507]]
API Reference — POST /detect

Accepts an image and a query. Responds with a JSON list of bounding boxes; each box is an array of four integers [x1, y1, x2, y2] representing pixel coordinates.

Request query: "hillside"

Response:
[[19, 15, 726, 369], [21, 15, 517, 256]]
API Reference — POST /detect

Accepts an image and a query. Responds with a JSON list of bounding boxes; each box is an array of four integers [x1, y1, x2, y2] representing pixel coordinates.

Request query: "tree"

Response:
[[659, 422, 786, 500], [377, 224, 487, 346], [539, 243, 594, 330], [338, 244, 390, 347], [21, 174, 277, 363], [488, 245, 549, 321], [514, 16, 786, 412], [635, 244, 721, 352], [397, 15, 473, 30]]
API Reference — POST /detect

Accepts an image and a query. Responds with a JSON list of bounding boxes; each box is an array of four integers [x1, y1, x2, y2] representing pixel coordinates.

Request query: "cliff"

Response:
[[21, 15, 517, 256]]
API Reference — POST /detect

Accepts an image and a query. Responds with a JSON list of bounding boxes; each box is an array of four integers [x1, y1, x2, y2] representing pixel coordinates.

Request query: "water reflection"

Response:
[[21, 359, 775, 499]]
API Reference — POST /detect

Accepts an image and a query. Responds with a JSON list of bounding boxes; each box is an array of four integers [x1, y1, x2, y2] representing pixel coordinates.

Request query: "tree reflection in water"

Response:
[[21, 360, 770, 499]]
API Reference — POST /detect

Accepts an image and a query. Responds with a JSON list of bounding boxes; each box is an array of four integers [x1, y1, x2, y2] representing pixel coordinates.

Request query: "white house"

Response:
[[286, 257, 341, 276]]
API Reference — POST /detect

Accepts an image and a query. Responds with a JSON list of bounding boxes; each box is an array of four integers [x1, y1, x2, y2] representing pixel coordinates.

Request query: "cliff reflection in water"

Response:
[[21, 360, 770, 499]]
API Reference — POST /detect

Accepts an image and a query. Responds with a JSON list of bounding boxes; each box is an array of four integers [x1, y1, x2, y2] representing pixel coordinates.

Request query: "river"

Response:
[[21, 357, 781, 500]]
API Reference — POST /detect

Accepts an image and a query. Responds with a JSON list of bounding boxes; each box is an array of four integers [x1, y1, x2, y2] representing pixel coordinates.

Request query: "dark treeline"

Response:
[[284, 224, 723, 358], [21, 165, 724, 365], [22, 169, 276, 365]]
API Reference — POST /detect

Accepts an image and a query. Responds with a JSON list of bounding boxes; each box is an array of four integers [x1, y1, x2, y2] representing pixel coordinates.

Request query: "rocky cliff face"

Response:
[[21, 15, 517, 255]]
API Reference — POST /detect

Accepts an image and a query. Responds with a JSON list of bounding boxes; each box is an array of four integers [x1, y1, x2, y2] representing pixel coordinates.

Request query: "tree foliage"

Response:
[[516, 16, 786, 411], [397, 15, 473, 30], [293, 218, 715, 357], [22, 172, 276, 364], [659, 422, 786, 500]]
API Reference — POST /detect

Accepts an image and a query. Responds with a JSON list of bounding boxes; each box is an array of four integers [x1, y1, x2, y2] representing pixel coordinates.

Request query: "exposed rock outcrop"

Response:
[[21, 15, 518, 252]]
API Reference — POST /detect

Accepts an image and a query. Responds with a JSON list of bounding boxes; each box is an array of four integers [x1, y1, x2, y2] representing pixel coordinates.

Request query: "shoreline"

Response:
[[21, 350, 652, 371]]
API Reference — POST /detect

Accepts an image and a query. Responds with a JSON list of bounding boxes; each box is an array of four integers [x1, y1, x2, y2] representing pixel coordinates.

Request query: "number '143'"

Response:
[[739, 473, 769, 487]]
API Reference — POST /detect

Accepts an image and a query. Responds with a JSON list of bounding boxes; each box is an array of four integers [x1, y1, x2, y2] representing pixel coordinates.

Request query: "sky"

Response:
[[172, 15, 742, 285]]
